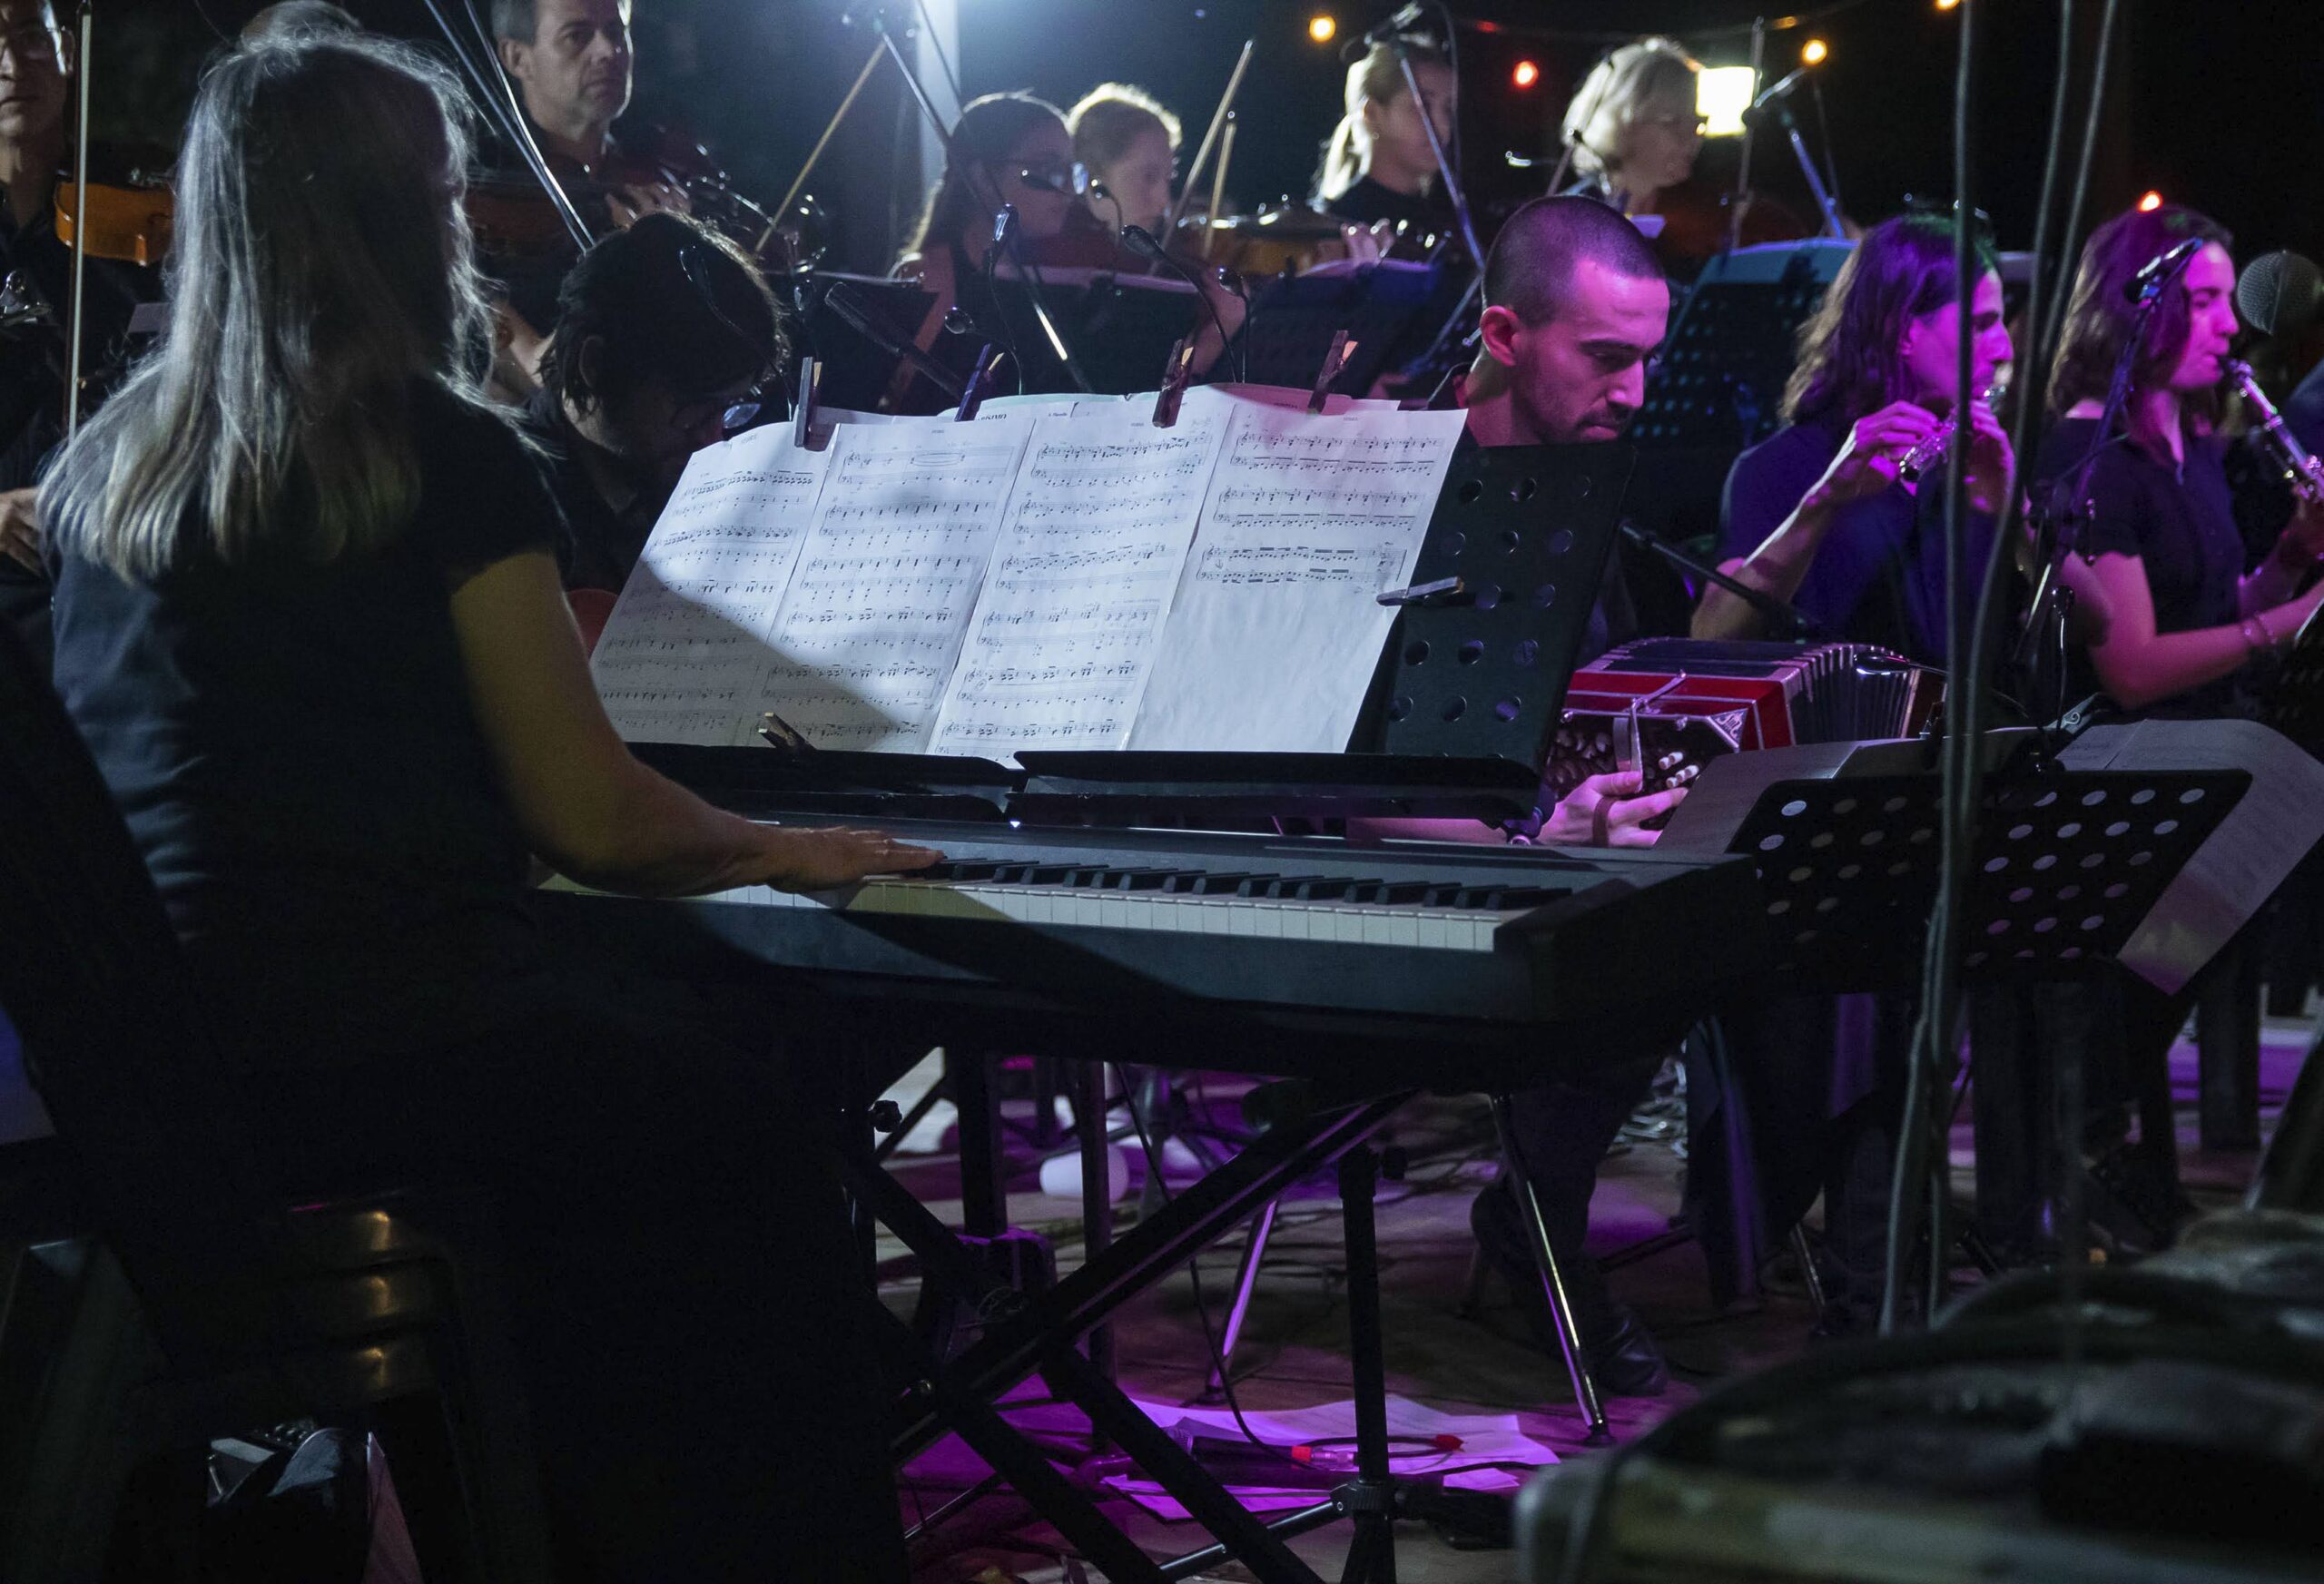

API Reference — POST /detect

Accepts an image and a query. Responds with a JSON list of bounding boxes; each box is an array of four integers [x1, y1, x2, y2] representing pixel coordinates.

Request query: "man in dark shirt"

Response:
[[486, 0, 690, 375], [1457, 196, 1682, 1396], [520, 211, 781, 608]]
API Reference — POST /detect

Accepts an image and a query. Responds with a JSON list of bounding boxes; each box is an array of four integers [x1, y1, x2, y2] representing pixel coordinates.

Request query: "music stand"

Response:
[[1238, 262, 1436, 396], [798, 271, 937, 413], [1374, 440, 1637, 779], [1632, 241, 1854, 452]]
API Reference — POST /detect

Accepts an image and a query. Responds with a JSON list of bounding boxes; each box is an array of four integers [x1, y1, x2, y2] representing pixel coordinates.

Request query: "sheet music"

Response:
[[928, 399, 1232, 759], [751, 417, 1035, 751], [589, 425, 835, 744], [1130, 396, 1468, 753]]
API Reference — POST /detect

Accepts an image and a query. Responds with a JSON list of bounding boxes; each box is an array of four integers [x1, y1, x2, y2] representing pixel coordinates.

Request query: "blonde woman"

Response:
[[1068, 82, 1181, 236], [1558, 36, 1704, 219], [1315, 34, 1457, 241]]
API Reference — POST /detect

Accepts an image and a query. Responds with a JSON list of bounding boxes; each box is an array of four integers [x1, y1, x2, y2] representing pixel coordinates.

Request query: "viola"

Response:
[[1637, 176, 1817, 274]]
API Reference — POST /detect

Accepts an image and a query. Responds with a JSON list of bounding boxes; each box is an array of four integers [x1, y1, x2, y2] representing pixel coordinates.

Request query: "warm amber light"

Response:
[[1801, 38, 1829, 65], [2138, 190, 2164, 212], [1935, 0, 1961, 10], [1308, 15, 1336, 44], [1512, 60, 1540, 89]]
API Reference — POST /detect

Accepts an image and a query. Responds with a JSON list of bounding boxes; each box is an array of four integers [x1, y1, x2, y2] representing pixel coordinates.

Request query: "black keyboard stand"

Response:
[[843, 1087, 1416, 1584]]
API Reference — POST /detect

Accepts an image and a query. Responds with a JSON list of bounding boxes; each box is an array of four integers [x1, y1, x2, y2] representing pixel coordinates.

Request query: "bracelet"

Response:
[[2242, 615, 2274, 654]]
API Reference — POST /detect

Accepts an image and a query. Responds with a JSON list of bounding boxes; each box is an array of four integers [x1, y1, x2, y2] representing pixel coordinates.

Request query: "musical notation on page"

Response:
[[1131, 397, 1469, 753], [929, 399, 1231, 761], [589, 425, 837, 745], [751, 417, 1036, 752]]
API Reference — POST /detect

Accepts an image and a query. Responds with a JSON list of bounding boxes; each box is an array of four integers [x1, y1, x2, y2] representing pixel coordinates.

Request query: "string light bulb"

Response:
[[2138, 190, 2164, 212], [1801, 37, 1830, 65], [1936, 0, 1961, 10], [1308, 15, 1336, 44], [1512, 59, 1540, 89]]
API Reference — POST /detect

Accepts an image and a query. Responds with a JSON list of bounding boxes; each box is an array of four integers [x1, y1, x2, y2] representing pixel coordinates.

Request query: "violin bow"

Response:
[[1161, 37, 1254, 249], [64, 1, 91, 434]]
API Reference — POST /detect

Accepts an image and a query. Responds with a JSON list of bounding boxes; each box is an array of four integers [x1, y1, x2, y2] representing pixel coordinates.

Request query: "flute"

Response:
[[1896, 382, 2003, 484]]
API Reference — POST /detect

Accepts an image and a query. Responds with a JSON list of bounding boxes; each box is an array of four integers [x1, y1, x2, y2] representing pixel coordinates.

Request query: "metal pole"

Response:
[[64, 3, 92, 435]]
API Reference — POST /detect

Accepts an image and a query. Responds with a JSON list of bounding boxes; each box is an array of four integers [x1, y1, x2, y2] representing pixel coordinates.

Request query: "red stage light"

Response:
[[2138, 190, 2164, 212], [1512, 60, 1541, 90]]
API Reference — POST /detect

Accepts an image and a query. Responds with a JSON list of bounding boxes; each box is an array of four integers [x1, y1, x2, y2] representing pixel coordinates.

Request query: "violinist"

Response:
[[1556, 38, 1703, 224], [889, 93, 1083, 405], [487, 0, 684, 372], [1068, 83, 1179, 239], [1315, 35, 1457, 250], [522, 211, 780, 606], [0, 0, 156, 666]]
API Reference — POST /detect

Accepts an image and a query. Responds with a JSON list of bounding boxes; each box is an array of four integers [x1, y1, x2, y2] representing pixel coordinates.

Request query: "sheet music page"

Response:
[[589, 425, 835, 744], [1130, 396, 1469, 753], [927, 398, 1232, 759], [749, 416, 1036, 751]]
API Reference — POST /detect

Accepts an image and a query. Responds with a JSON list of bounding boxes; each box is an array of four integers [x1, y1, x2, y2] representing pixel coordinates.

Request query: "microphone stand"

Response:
[[1741, 83, 1846, 241], [1617, 521, 1830, 640], [1386, 29, 1485, 271]]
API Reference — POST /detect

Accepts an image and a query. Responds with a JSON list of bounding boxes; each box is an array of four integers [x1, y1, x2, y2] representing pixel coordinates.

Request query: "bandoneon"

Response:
[[1547, 638, 1942, 798]]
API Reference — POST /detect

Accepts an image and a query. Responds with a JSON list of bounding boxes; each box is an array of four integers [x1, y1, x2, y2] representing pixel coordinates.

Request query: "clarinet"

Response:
[[1896, 382, 2003, 485], [2224, 358, 2324, 507]]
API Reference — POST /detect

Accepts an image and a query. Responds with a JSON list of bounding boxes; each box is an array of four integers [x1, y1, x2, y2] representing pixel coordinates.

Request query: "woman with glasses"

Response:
[[890, 91, 1082, 407], [1694, 211, 2017, 662], [1557, 37, 1705, 225], [42, 33, 934, 1577]]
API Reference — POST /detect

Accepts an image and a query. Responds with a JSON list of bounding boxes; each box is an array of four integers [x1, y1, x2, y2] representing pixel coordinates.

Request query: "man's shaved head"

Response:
[[1484, 195, 1664, 327]]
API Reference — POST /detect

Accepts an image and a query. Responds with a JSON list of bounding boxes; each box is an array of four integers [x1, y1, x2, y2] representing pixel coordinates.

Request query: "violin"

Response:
[[53, 179, 174, 267], [1635, 176, 1816, 274], [1170, 206, 1410, 281]]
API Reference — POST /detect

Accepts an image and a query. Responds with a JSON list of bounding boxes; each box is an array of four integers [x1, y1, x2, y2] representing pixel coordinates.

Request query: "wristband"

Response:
[[2242, 615, 2274, 654]]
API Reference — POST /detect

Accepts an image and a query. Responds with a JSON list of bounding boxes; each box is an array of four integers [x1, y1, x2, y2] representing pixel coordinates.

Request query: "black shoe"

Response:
[[1581, 1305, 1669, 1398]]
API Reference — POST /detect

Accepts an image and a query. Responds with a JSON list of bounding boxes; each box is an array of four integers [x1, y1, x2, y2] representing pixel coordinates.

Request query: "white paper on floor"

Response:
[[1101, 1395, 1556, 1520]]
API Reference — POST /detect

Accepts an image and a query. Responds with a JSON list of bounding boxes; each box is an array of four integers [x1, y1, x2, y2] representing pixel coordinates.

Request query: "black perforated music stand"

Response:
[[1729, 764, 2246, 992], [1372, 441, 1637, 779], [1237, 264, 1437, 395]]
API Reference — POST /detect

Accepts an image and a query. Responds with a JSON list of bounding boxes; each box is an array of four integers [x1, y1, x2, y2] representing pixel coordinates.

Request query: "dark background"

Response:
[[105, 1, 2324, 272]]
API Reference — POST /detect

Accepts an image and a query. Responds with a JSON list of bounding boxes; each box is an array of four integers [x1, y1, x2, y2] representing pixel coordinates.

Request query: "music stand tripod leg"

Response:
[[1489, 1096, 1614, 1447], [1198, 1196, 1281, 1404]]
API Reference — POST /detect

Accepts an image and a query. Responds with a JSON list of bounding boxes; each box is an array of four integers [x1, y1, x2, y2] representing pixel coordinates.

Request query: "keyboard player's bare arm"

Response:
[[451, 550, 941, 896]]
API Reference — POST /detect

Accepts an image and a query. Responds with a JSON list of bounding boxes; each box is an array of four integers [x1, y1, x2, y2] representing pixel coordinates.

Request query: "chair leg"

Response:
[[1488, 1097, 1612, 1446], [1789, 1223, 1828, 1326], [1197, 1198, 1279, 1404]]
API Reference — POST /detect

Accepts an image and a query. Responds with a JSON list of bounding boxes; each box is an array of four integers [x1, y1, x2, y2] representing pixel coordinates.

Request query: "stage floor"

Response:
[[876, 1014, 2313, 1583]]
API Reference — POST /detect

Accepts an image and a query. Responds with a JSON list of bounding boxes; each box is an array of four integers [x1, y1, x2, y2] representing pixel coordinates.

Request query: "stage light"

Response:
[[1512, 59, 1540, 90], [1697, 65, 1756, 137], [1801, 37, 1829, 65], [1308, 15, 1335, 44], [2139, 190, 2164, 212], [1935, 0, 1961, 9]]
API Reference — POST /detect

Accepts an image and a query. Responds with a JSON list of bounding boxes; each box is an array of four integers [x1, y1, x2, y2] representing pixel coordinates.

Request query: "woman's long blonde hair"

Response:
[[1561, 36, 1698, 185], [42, 33, 494, 580], [1315, 38, 1448, 204]]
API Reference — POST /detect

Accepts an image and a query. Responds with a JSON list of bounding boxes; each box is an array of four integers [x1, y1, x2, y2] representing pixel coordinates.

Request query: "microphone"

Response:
[[1361, 3, 1428, 47], [1748, 64, 1814, 114], [1118, 224, 1173, 265], [2125, 237, 2203, 305], [2237, 250, 2324, 339]]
